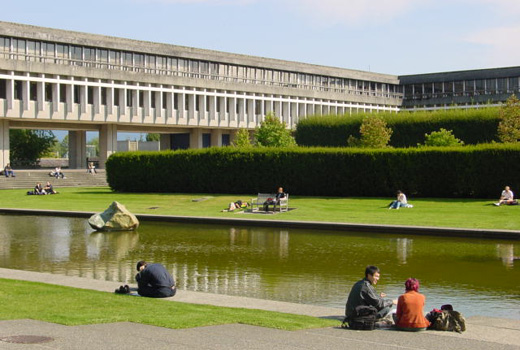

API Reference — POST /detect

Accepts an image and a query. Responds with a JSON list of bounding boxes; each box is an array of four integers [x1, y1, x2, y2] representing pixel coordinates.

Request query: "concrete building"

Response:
[[0, 21, 518, 169], [0, 21, 401, 169]]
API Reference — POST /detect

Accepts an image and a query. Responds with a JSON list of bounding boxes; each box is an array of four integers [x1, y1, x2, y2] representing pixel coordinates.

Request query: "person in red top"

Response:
[[394, 278, 430, 331]]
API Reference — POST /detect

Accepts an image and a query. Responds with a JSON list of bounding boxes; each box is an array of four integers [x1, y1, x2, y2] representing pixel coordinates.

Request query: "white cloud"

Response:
[[464, 26, 520, 67]]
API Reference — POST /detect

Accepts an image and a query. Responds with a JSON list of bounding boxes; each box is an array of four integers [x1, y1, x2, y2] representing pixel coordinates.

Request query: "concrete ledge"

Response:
[[1, 207, 519, 240]]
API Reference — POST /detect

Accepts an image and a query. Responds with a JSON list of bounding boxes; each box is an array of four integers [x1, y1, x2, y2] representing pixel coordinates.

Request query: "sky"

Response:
[[2, 0, 518, 140], [2, 0, 519, 76]]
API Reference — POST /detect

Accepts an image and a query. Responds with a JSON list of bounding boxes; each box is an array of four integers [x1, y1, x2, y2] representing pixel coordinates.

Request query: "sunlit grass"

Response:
[[0, 187, 517, 230], [0, 278, 337, 330]]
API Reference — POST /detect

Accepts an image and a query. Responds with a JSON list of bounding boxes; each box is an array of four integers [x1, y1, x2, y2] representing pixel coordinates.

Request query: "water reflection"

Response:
[[0, 214, 519, 320]]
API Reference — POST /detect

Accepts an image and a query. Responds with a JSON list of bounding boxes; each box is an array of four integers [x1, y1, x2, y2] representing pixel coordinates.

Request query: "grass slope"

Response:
[[0, 187, 518, 230], [0, 278, 336, 330]]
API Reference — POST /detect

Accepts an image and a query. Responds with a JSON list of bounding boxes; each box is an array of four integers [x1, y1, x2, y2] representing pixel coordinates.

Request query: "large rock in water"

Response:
[[88, 201, 139, 231]]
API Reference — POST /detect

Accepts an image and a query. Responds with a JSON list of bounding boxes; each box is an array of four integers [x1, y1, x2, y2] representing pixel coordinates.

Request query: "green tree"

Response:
[[87, 137, 99, 156], [146, 133, 161, 142], [348, 116, 392, 148], [498, 95, 520, 143], [421, 128, 464, 147], [254, 113, 296, 147], [233, 128, 253, 148], [10, 129, 56, 167]]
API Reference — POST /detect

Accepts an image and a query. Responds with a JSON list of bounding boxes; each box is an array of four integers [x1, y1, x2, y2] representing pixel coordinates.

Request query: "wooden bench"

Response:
[[251, 193, 289, 212]]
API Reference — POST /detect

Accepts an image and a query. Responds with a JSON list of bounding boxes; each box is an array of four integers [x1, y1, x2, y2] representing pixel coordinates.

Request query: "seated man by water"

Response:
[[135, 260, 176, 298], [345, 265, 397, 327]]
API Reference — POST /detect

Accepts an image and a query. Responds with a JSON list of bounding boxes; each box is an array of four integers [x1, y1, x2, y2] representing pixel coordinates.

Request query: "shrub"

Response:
[[106, 144, 520, 198], [498, 95, 520, 143], [295, 108, 501, 147], [255, 113, 296, 147], [421, 128, 464, 147], [348, 116, 393, 148]]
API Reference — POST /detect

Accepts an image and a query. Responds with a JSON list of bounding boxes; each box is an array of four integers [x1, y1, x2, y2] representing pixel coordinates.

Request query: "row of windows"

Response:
[[403, 78, 520, 100], [0, 79, 384, 114], [0, 36, 403, 99]]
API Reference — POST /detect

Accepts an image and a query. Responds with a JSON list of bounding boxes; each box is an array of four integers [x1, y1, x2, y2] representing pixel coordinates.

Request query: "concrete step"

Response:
[[0, 170, 108, 190]]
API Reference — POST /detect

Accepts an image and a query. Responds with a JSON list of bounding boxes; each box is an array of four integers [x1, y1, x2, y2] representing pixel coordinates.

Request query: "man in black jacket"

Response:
[[345, 265, 396, 322], [135, 261, 176, 298]]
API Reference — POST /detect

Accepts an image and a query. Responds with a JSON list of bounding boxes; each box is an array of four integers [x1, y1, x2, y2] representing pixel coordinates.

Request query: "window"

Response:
[[101, 87, 107, 105], [151, 91, 156, 109], [109, 50, 120, 67], [43, 42, 55, 62], [508, 77, 519, 92], [98, 49, 108, 64], [114, 88, 120, 107], [454, 81, 463, 95], [56, 44, 68, 59], [74, 85, 80, 104], [138, 91, 144, 108], [27, 40, 39, 61], [45, 83, 52, 102], [485, 79, 496, 93], [200, 61, 209, 76], [123, 52, 133, 68], [127, 89, 133, 107], [14, 81, 22, 100], [59, 84, 66, 103], [497, 78, 507, 93], [134, 53, 144, 68], [162, 92, 167, 109], [72, 46, 82, 62], [464, 80, 474, 95]]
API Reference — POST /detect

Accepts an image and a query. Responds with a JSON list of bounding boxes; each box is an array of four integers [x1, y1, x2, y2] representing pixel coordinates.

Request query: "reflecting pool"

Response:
[[1, 214, 519, 319]]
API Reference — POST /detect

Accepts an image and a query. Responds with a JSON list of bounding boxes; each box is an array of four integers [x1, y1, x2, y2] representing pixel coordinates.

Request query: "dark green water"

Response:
[[1, 214, 519, 319]]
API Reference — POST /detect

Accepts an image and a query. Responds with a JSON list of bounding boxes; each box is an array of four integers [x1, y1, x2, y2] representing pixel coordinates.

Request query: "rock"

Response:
[[88, 201, 139, 231]]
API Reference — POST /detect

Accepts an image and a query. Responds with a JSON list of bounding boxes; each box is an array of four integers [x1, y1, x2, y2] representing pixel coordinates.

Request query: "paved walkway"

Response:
[[1, 268, 519, 350]]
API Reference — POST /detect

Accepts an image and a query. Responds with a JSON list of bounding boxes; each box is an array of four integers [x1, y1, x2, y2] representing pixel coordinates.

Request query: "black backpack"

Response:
[[342, 305, 377, 331]]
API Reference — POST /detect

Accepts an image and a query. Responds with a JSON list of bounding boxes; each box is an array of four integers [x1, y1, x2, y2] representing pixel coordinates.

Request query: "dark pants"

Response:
[[263, 200, 279, 212], [377, 306, 392, 320], [138, 286, 176, 298]]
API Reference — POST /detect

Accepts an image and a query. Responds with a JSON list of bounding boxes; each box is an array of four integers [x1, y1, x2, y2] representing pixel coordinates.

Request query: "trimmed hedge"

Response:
[[294, 108, 501, 147], [106, 144, 520, 198]]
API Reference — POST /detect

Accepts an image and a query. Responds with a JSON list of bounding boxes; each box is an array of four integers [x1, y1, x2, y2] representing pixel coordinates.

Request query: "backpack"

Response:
[[342, 305, 377, 331], [428, 310, 466, 333]]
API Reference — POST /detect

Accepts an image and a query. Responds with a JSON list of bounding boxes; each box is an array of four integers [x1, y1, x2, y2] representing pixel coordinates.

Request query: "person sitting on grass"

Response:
[[393, 278, 430, 331], [34, 182, 45, 195], [389, 190, 413, 209], [494, 186, 517, 206], [43, 181, 57, 194], [135, 260, 176, 298]]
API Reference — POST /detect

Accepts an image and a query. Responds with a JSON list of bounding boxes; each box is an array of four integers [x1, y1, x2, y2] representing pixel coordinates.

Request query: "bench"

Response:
[[251, 193, 289, 213]]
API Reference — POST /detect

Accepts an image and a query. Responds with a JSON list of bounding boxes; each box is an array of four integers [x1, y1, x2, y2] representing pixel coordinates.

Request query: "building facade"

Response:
[[0, 21, 519, 169]]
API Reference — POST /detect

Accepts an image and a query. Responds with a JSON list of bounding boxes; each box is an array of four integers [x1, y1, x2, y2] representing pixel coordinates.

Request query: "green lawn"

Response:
[[0, 187, 518, 230], [0, 278, 337, 330]]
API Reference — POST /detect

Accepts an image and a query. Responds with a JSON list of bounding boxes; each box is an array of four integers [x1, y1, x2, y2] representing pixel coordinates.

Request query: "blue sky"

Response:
[[3, 0, 519, 75], [2, 0, 518, 140]]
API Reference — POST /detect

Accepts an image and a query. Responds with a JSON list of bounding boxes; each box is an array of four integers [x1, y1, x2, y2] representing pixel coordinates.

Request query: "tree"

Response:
[[254, 113, 296, 147], [233, 128, 253, 148], [146, 133, 161, 142], [421, 128, 464, 147], [498, 95, 520, 143], [348, 116, 392, 148], [10, 129, 56, 167], [88, 137, 99, 156]]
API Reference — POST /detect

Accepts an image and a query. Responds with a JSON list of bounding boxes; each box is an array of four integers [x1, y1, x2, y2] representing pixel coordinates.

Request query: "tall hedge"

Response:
[[106, 144, 520, 198], [294, 108, 501, 147]]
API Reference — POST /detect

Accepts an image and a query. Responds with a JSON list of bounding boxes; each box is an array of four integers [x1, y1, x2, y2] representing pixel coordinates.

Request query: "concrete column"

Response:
[[211, 129, 223, 147], [219, 96, 226, 121], [229, 97, 237, 121], [80, 84, 87, 114], [22, 78, 30, 110], [291, 102, 298, 127], [155, 87, 162, 118], [99, 124, 118, 169], [37, 77, 44, 112], [247, 98, 254, 123], [107, 84, 114, 114], [93, 84, 101, 114], [0, 120, 10, 168], [132, 89, 138, 115], [144, 85, 151, 116], [166, 91, 173, 119], [238, 97, 245, 122], [199, 94, 206, 119], [52, 82, 60, 113], [282, 102, 290, 125], [274, 98, 282, 119], [66, 83, 73, 113], [209, 93, 217, 121], [190, 128, 203, 149], [6, 76, 14, 110], [160, 134, 170, 150], [178, 92, 185, 119], [188, 93, 196, 120], [68, 130, 87, 169], [119, 87, 126, 115]]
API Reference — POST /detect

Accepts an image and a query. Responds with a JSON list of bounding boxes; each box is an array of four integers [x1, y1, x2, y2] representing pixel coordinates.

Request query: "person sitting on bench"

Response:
[[263, 187, 286, 212]]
